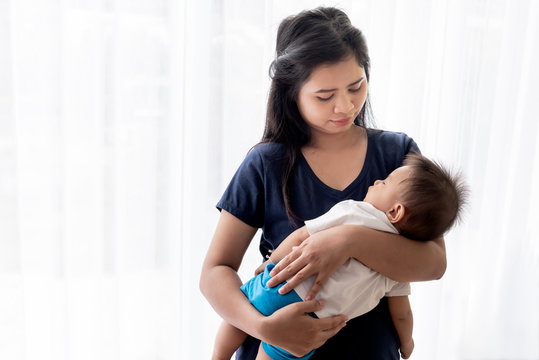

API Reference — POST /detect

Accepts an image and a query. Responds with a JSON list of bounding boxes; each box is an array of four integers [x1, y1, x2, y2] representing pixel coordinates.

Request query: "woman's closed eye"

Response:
[[348, 85, 363, 93], [317, 94, 334, 101], [317, 88, 362, 101]]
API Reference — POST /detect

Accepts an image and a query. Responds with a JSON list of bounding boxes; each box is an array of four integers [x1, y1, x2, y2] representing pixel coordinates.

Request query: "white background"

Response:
[[1, 0, 538, 359]]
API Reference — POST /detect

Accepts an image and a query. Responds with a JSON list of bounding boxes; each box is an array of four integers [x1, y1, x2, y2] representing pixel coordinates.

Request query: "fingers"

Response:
[[302, 301, 347, 344], [293, 300, 348, 327], [267, 257, 329, 297], [314, 309, 348, 332], [254, 266, 263, 276], [292, 299, 326, 314], [277, 264, 313, 294], [267, 253, 306, 289], [320, 315, 348, 331], [268, 250, 301, 278], [270, 300, 347, 356], [254, 262, 266, 276], [320, 318, 347, 341], [304, 274, 327, 301]]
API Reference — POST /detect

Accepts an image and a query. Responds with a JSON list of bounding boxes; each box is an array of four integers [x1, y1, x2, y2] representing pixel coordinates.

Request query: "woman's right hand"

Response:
[[267, 227, 351, 300], [260, 299, 348, 357]]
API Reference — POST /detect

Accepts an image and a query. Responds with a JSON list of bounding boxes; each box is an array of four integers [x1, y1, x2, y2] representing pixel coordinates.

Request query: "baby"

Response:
[[213, 153, 467, 360]]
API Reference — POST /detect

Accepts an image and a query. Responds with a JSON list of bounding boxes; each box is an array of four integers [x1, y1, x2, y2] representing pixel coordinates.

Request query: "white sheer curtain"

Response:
[[1, 0, 183, 359], [1, 0, 538, 359]]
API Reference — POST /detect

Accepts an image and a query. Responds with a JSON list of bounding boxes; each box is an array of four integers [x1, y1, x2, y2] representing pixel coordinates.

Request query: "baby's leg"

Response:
[[255, 342, 273, 360], [212, 320, 248, 360]]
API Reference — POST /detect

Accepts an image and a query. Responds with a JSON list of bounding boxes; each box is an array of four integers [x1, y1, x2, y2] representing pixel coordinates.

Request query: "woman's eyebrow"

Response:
[[315, 77, 364, 93]]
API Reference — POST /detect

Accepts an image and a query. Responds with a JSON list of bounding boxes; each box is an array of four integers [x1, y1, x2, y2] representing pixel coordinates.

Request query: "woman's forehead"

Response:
[[304, 57, 365, 88]]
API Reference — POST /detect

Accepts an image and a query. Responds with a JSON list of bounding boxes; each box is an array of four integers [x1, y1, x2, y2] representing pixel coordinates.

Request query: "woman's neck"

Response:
[[305, 125, 365, 152], [300, 125, 368, 191]]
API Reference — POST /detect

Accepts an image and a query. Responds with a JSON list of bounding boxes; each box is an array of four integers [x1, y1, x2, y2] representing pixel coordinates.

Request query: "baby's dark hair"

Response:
[[397, 153, 468, 241]]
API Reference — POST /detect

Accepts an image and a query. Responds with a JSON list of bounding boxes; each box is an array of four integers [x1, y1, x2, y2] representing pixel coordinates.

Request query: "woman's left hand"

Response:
[[266, 227, 350, 300]]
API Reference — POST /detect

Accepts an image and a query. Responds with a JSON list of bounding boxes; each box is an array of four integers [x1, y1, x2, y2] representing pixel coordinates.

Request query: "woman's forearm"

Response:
[[199, 210, 266, 338], [338, 225, 446, 282], [200, 263, 266, 339]]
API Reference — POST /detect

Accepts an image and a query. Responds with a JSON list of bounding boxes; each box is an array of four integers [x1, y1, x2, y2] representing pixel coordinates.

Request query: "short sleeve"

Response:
[[386, 281, 411, 297], [382, 131, 420, 169], [216, 148, 265, 228], [364, 129, 421, 183], [407, 138, 420, 155]]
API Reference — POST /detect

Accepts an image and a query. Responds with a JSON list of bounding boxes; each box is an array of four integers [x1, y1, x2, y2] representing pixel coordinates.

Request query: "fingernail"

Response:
[[305, 295, 312, 301]]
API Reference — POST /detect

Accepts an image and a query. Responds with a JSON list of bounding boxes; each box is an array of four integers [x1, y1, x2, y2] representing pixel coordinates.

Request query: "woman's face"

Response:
[[297, 56, 368, 135]]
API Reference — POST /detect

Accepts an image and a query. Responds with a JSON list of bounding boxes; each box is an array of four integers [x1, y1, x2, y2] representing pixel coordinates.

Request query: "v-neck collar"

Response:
[[298, 129, 372, 197]]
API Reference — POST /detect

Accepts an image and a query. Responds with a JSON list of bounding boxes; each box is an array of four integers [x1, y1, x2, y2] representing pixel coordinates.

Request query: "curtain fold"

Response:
[[1, 0, 538, 359]]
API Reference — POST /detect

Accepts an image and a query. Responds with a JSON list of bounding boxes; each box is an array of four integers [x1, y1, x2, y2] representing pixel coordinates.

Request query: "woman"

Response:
[[200, 7, 446, 359]]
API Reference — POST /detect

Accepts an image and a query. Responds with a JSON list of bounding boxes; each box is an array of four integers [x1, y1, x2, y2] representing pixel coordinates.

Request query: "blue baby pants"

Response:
[[240, 264, 315, 360]]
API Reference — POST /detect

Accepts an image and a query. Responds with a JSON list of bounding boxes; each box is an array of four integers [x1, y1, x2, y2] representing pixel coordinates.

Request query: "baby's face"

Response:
[[364, 166, 412, 212]]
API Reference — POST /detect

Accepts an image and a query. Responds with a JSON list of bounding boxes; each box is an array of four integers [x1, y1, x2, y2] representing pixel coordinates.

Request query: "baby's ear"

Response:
[[386, 203, 405, 224]]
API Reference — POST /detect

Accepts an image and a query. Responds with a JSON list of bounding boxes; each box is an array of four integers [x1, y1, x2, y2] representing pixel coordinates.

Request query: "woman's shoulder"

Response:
[[367, 128, 418, 152], [365, 128, 420, 171], [250, 142, 285, 154], [247, 142, 287, 163], [366, 128, 415, 146], [232, 142, 287, 177]]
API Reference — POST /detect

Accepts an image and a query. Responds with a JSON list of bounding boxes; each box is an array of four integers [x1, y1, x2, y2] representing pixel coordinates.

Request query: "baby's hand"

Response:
[[399, 338, 414, 359]]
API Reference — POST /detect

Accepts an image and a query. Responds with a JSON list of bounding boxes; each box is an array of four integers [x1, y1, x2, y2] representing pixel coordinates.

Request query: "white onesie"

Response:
[[293, 200, 411, 319]]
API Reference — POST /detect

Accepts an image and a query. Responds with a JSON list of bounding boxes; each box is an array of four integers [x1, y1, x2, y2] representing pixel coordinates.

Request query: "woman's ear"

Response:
[[386, 203, 406, 224]]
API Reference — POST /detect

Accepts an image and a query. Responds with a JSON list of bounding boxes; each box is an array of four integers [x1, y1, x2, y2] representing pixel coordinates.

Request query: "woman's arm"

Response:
[[200, 211, 262, 335], [268, 225, 446, 298], [199, 211, 347, 356], [340, 225, 446, 281]]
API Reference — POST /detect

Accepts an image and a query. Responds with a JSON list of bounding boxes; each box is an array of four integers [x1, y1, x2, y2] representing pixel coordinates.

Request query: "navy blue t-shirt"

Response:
[[217, 128, 419, 360]]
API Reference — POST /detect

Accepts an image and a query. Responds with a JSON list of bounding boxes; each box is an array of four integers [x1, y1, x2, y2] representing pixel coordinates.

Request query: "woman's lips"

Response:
[[330, 117, 352, 126]]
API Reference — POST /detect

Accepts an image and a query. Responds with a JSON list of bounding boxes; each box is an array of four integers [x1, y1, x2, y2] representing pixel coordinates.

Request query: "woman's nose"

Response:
[[374, 179, 382, 186], [334, 94, 354, 114]]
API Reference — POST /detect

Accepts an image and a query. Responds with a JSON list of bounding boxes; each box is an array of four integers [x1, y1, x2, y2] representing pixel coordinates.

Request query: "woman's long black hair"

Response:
[[260, 7, 374, 222]]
